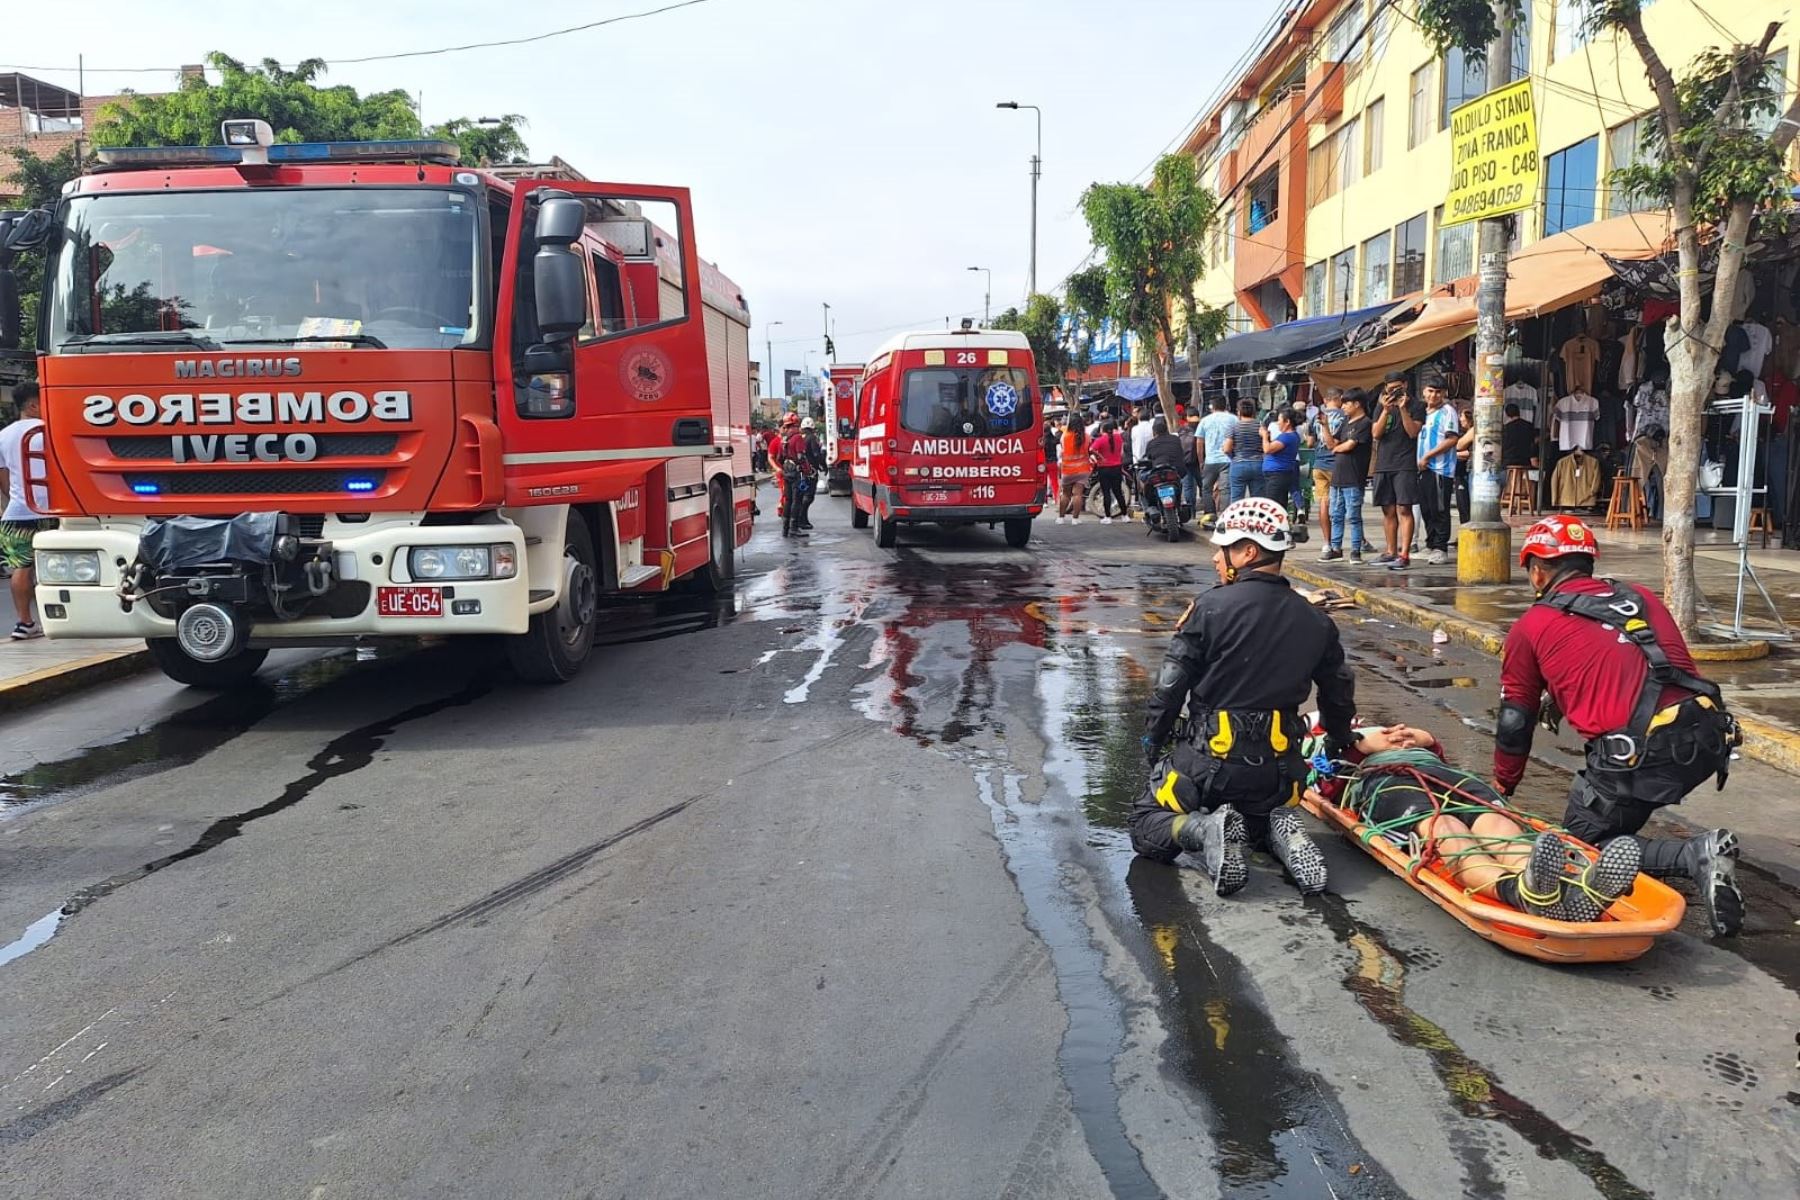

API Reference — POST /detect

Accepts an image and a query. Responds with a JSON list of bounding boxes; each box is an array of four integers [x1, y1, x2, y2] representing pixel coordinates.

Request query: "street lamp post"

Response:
[[765, 320, 784, 400], [967, 266, 991, 326], [995, 101, 1042, 296]]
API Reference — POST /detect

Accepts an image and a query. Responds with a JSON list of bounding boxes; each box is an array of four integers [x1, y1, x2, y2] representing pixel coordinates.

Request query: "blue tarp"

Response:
[[1114, 376, 1159, 402]]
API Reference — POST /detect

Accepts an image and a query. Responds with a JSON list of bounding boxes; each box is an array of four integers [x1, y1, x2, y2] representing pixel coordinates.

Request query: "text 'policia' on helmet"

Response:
[[1209, 497, 1292, 553]]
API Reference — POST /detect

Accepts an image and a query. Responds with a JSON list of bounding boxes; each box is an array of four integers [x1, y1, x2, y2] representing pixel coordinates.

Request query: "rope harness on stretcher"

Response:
[[1325, 748, 1618, 913]]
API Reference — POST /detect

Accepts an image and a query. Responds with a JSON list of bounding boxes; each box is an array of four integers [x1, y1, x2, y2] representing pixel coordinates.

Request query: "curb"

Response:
[[1286, 563, 1800, 777], [0, 647, 152, 716]]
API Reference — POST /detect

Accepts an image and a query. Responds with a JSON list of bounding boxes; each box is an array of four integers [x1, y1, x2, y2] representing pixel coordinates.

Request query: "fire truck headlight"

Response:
[[37, 551, 102, 585], [407, 544, 518, 581]]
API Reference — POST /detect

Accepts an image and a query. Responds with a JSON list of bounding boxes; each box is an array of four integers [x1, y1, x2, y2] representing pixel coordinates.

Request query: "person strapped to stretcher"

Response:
[[1301, 722, 1644, 922]]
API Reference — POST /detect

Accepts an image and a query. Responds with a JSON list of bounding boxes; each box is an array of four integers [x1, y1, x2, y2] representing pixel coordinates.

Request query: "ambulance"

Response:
[[849, 326, 1044, 549]]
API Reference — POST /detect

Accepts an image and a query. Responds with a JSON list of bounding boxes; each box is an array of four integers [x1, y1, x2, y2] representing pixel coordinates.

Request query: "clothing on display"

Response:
[[1629, 380, 1669, 440], [1559, 334, 1601, 395], [1553, 391, 1599, 451], [1503, 380, 1540, 422], [1550, 449, 1602, 509], [1740, 321, 1773, 377], [1618, 325, 1640, 391]]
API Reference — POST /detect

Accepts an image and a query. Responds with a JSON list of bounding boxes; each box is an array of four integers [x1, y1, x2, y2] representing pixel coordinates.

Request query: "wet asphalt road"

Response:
[[2, 486, 1797, 1199]]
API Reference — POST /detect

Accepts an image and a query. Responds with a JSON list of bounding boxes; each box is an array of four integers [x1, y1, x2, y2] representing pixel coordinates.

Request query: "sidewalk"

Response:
[[0, 572, 147, 713], [1285, 517, 1800, 774]]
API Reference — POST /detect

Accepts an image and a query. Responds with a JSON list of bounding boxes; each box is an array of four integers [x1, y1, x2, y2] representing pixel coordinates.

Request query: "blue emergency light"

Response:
[[130, 481, 161, 495], [344, 478, 377, 493], [92, 139, 460, 173]]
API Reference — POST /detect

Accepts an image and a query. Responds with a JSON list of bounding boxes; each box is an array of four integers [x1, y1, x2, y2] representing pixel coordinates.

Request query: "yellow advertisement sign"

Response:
[[1443, 78, 1538, 226]]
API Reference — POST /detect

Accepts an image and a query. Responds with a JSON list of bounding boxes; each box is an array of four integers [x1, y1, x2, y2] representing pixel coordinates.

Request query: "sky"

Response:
[[9, 0, 1268, 390]]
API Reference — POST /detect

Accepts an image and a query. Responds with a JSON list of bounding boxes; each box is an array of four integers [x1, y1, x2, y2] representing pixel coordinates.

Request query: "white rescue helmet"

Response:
[[1209, 497, 1292, 553], [801, 417, 816, 430]]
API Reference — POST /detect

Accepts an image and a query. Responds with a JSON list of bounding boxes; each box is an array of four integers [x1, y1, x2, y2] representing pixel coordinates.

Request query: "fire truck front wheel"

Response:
[[851, 503, 870, 530], [506, 516, 598, 684], [146, 639, 269, 690], [696, 482, 735, 592]]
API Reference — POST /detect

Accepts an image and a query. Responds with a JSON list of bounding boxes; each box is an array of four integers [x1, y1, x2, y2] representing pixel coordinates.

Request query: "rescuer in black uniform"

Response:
[[1133, 496, 1359, 895]]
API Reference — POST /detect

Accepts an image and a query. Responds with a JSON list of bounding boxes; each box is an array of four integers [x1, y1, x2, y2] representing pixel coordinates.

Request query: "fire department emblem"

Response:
[[835, 379, 853, 400], [619, 347, 674, 402], [985, 382, 1020, 417]]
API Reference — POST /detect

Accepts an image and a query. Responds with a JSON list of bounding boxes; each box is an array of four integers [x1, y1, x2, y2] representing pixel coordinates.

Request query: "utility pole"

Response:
[[967, 266, 991, 325], [765, 320, 783, 400], [996, 102, 1042, 295], [821, 301, 832, 363], [1458, 12, 1514, 584]]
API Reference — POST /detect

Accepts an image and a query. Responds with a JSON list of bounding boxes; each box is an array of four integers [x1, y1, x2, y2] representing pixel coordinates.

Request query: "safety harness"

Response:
[[1536, 580, 1739, 776], [1152, 708, 1306, 815]]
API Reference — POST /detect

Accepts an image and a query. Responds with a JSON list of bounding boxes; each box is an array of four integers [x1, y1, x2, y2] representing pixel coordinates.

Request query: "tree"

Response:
[[1080, 154, 1224, 426], [431, 115, 531, 166], [1417, 2, 1800, 632], [92, 53, 421, 146], [991, 293, 1070, 382]]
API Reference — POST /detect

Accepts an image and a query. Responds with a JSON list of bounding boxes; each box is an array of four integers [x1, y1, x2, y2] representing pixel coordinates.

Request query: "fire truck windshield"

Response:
[[46, 188, 483, 353], [899, 366, 1034, 439]]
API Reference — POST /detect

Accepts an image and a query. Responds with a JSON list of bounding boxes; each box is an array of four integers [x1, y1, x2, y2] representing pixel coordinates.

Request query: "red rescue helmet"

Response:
[[780, 412, 800, 428], [1519, 514, 1599, 566]]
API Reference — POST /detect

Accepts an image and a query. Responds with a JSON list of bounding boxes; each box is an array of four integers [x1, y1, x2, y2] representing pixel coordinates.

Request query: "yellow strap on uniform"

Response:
[[1625, 618, 1648, 633], [1270, 710, 1288, 753], [1645, 704, 1683, 735], [1209, 712, 1234, 756], [1155, 770, 1186, 814]]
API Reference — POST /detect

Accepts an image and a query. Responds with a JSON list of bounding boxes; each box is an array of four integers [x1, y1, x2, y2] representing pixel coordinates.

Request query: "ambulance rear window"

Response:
[[899, 367, 1034, 438]]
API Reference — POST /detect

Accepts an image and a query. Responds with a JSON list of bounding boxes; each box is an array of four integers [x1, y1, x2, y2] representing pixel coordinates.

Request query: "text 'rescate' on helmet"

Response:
[[1209, 497, 1292, 553], [1519, 514, 1599, 566]]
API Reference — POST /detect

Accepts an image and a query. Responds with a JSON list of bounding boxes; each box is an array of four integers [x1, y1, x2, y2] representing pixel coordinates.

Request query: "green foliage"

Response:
[[1612, 46, 1789, 228], [92, 53, 421, 146], [431, 115, 531, 166], [1079, 154, 1218, 414], [1, 145, 89, 370], [992, 293, 1069, 381]]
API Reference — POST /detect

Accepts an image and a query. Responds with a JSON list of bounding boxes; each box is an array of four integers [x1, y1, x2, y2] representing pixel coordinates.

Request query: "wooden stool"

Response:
[[1604, 476, 1648, 530], [1502, 465, 1536, 517], [1749, 507, 1774, 549]]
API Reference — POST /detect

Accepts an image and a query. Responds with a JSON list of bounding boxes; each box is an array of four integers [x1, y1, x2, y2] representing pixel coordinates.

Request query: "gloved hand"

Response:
[[1538, 695, 1563, 736], [1141, 734, 1162, 766]]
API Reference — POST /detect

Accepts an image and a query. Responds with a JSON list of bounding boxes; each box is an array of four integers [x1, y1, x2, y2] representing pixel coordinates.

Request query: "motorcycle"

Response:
[[1139, 466, 1189, 542]]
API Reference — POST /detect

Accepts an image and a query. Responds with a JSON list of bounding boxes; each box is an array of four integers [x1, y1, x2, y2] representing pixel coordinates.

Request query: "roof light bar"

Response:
[[91, 138, 462, 173]]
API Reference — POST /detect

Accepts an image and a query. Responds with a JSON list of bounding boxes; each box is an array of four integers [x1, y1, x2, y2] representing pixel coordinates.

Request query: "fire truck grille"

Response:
[[106, 435, 398, 460], [122, 470, 390, 496]]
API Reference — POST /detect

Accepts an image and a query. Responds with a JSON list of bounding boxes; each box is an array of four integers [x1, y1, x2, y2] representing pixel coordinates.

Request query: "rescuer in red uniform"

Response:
[[1495, 515, 1744, 936]]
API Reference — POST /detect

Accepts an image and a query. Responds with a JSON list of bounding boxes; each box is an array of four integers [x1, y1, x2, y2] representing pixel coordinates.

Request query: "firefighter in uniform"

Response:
[[1133, 497, 1358, 895], [1496, 515, 1745, 936]]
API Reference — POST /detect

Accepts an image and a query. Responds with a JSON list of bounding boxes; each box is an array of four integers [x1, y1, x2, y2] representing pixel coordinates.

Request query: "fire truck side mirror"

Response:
[[532, 197, 587, 339]]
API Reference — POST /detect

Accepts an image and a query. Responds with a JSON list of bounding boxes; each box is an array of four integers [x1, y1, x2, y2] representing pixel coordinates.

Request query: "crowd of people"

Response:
[[1045, 371, 1547, 569]]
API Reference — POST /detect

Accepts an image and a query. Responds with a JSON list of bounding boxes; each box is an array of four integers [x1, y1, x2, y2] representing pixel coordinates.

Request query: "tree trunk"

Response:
[[1661, 316, 1708, 630], [1152, 326, 1180, 428]]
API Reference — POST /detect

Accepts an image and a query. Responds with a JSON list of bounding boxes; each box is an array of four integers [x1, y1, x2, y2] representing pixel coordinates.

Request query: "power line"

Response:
[[0, 0, 718, 75]]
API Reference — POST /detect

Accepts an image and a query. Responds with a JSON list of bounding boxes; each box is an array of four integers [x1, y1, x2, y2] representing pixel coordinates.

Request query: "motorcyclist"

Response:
[[1140, 416, 1187, 474], [1133, 497, 1358, 895], [1495, 515, 1745, 936]]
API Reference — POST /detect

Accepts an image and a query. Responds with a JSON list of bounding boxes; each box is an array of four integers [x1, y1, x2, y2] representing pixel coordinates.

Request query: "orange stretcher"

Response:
[[1300, 789, 1687, 963]]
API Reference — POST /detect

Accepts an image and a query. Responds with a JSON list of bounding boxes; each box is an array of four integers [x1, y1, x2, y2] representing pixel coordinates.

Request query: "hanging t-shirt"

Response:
[[1416, 404, 1462, 478], [1631, 382, 1670, 440], [1559, 335, 1601, 395], [1503, 381, 1540, 423], [1554, 392, 1600, 452], [1618, 325, 1640, 391], [1740, 321, 1773, 377]]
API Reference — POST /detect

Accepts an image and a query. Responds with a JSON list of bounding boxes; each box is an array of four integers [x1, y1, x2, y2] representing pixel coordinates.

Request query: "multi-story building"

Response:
[[1182, 1, 1796, 334], [1, 70, 192, 201]]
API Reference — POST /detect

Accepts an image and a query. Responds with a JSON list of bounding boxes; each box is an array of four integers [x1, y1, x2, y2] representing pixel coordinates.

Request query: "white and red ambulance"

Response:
[[849, 327, 1044, 549]]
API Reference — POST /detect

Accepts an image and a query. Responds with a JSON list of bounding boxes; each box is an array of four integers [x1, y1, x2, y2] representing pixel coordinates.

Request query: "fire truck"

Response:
[[849, 326, 1044, 549], [0, 121, 755, 688], [822, 362, 862, 496]]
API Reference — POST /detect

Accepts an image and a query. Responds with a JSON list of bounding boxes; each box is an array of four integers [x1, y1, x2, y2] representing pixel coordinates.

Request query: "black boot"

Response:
[[1267, 809, 1328, 895], [1173, 806, 1248, 896], [1682, 829, 1744, 938]]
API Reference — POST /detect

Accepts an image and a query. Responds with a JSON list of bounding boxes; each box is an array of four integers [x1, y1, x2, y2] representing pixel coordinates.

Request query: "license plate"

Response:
[[923, 491, 951, 504], [1157, 485, 1177, 501], [378, 586, 443, 617]]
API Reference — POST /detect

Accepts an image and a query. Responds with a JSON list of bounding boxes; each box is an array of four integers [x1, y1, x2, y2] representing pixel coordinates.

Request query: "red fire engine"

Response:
[[849, 327, 1044, 549], [822, 363, 862, 496], [0, 121, 755, 688]]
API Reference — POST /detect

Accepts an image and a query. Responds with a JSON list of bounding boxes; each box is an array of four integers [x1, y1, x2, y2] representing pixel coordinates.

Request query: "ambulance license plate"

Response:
[[378, 586, 443, 617], [923, 491, 951, 504]]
